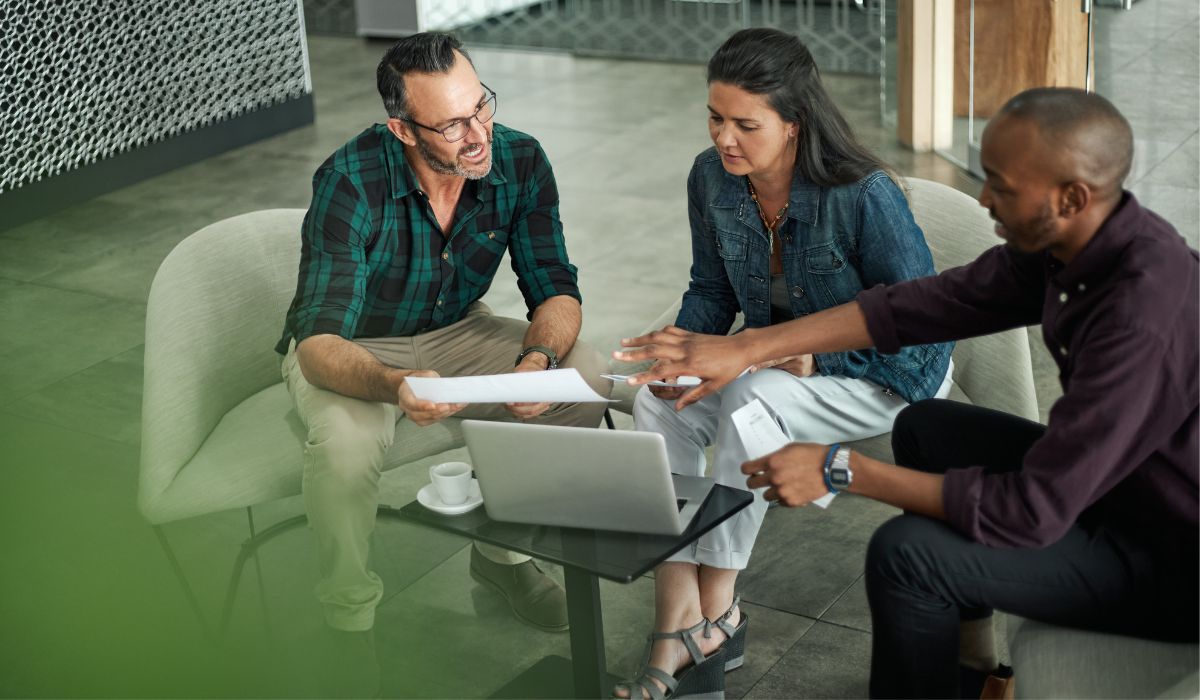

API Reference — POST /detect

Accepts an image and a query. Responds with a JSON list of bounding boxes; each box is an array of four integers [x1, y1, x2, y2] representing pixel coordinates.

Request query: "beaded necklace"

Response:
[[747, 178, 789, 255]]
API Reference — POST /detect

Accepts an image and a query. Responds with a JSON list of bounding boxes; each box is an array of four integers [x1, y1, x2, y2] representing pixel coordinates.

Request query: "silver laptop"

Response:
[[461, 420, 715, 536]]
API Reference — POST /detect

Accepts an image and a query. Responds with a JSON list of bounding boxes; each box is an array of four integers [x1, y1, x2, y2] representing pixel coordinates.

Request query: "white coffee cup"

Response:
[[428, 461, 472, 505]]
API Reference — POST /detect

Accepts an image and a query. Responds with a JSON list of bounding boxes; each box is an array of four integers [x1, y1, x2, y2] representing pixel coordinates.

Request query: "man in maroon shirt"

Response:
[[614, 88, 1198, 698]]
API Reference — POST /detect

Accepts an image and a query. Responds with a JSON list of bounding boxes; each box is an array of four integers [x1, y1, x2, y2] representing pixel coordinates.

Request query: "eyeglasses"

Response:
[[403, 84, 498, 143]]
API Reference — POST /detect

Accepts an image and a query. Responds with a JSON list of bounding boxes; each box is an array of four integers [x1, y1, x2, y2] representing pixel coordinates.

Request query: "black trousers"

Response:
[[866, 399, 1198, 699]]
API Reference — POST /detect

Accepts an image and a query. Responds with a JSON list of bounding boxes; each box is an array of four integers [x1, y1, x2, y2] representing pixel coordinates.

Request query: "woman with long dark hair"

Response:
[[613, 28, 953, 699]]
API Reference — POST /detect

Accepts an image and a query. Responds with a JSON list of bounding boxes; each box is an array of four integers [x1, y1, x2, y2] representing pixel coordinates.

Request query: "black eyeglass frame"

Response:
[[402, 84, 497, 143]]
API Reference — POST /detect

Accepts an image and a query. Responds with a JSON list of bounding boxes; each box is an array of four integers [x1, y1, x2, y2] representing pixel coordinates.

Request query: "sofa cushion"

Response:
[[1006, 617, 1199, 698]]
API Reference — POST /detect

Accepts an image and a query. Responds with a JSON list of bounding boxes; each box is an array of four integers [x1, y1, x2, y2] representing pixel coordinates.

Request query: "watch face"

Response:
[[830, 469, 851, 489]]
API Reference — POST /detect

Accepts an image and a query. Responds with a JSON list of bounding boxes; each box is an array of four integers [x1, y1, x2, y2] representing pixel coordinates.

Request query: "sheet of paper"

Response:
[[404, 368, 613, 404], [730, 399, 836, 509], [601, 373, 701, 387]]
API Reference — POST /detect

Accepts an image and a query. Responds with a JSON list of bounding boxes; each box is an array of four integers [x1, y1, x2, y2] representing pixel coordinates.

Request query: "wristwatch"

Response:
[[824, 445, 853, 492], [515, 344, 558, 370]]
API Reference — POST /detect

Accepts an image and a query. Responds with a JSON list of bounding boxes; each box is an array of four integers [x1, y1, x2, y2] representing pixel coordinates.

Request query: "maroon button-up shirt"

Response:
[[858, 193, 1198, 559]]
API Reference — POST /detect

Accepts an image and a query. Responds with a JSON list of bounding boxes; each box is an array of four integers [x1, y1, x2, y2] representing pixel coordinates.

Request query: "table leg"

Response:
[[564, 565, 607, 698]]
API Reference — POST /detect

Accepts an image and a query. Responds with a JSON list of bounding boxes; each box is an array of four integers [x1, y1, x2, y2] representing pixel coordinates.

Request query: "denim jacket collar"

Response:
[[712, 167, 821, 226]]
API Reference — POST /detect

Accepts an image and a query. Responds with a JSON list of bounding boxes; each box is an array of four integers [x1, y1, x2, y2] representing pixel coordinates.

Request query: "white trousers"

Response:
[[633, 364, 953, 570]]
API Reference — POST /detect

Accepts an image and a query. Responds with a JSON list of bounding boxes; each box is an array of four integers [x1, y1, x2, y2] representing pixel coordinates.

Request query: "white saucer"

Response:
[[417, 479, 483, 515]]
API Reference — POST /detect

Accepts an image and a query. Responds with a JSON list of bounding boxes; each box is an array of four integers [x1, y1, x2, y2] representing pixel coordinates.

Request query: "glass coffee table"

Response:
[[395, 483, 752, 698]]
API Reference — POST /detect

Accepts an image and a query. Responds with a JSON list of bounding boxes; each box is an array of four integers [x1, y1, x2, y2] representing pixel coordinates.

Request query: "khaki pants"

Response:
[[282, 302, 610, 631]]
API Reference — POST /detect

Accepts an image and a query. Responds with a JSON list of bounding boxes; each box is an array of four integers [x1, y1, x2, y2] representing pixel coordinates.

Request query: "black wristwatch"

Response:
[[515, 345, 558, 369]]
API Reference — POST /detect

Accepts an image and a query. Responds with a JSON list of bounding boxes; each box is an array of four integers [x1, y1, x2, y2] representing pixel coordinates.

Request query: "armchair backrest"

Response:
[[139, 209, 306, 520], [905, 177, 1039, 421]]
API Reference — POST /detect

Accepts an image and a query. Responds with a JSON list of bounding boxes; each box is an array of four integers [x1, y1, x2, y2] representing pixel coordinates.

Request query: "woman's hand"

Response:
[[648, 382, 689, 401], [613, 326, 755, 410], [751, 354, 816, 378]]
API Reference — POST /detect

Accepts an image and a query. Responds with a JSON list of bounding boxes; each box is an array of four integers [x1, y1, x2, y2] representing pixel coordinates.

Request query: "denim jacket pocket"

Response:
[[715, 229, 749, 261], [804, 242, 847, 275]]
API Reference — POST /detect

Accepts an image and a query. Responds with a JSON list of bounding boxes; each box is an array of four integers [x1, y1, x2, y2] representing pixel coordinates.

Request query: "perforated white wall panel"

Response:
[[0, 0, 313, 194]]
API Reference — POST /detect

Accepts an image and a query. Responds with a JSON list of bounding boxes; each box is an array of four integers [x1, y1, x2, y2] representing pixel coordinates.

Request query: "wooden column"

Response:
[[954, 0, 1092, 117], [897, 0, 955, 152]]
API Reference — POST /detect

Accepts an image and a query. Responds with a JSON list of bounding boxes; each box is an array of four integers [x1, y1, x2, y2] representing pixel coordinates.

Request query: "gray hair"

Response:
[[376, 32, 473, 119]]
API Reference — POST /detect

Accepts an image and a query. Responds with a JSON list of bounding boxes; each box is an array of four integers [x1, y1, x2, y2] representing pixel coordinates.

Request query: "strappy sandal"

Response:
[[612, 619, 727, 699], [707, 595, 749, 672]]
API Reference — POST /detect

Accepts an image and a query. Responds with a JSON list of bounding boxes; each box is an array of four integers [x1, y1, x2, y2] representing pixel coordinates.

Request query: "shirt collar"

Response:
[[714, 167, 821, 225], [380, 123, 507, 200], [1051, 191, 1141, 289]]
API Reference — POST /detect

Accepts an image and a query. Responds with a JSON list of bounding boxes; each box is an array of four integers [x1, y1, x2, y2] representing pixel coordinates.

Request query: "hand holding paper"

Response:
[[730, 399, 836, 509]]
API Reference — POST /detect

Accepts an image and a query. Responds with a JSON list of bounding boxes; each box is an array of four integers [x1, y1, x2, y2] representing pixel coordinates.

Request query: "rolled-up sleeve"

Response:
[[943, 326, 1182, 547], [288, 168, 373, 344], [508, 144, 580, 317]]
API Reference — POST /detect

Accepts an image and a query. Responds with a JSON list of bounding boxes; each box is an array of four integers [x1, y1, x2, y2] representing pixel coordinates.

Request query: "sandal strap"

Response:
[[613, 664, 677, 700], [643, 666, 677, 693], [708, 594, 742, 639], [650, 618, 711, 666]]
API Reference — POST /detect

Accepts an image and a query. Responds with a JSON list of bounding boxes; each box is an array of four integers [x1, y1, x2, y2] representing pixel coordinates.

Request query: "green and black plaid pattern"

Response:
[[277, 123, 579, 354]]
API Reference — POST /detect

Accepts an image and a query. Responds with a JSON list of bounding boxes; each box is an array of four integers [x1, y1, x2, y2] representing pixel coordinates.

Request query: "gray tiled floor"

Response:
[[1, 3, 1196, 696]]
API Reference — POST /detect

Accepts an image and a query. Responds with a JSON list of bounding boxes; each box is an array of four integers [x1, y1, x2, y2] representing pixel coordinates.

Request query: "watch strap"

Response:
[[824, 444, 853, 492], [515, 344, 558, 369]]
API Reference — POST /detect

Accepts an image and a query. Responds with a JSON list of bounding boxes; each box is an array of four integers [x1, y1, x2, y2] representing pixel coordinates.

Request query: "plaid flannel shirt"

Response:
[[276, 122, 579, 354]]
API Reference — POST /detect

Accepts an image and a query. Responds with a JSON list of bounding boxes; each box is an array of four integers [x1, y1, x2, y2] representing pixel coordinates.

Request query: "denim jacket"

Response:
[[675, 147, 952, 403]]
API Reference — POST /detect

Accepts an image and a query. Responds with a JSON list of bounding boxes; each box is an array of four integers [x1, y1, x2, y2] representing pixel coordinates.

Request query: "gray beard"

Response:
[[414, 130, 491, 180]]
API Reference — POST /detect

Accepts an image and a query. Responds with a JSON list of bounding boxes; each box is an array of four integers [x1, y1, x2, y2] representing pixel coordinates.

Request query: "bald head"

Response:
[[995, 87, 1133, 202]]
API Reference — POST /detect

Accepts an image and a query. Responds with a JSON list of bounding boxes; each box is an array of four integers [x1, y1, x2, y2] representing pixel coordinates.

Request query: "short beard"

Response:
[[413, 129, 492, 180], [999, 200, 1058, 253]]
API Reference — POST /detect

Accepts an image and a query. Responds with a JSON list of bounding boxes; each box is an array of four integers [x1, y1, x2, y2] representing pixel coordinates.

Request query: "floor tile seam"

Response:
[[738, 611, 827, 699], [0, 407, 140, 452], [815, 571, 866, 623], [0, 336, 146, 408], [738, 597, 823, 623], [813, 572, 866, 621], [379, 540, 473, 600], [16, 277, 152, 308], [1137, 128, 1200, 183], [0, 404, 142, 449]]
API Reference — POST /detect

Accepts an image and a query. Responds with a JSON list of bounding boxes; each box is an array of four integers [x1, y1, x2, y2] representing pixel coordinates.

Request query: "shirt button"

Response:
[[1060, 345, 1068, 356], [488, 231, 496, 239], [1059, 292, 1069, 303], [442, 251, 449, 261], [791, 287, 805, 298], [1077, 283, 1086, 292], [437, 299, 444, 306]]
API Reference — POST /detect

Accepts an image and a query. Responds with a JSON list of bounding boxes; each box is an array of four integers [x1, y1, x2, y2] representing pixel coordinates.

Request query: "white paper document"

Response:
[[404, 368, 613, 404], [730, 399, 836, 509], [601, 374, 702, 387]]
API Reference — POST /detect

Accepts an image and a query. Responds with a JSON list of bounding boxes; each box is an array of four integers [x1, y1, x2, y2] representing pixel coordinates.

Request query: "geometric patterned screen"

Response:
[[0, 0, 312, 194], [434, 0, 887, 74], [304, 0, 887, 77]]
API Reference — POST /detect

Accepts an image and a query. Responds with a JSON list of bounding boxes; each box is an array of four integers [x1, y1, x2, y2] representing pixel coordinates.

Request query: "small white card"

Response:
[[729, 399, 836, 509], [601, 373, 702, 387]]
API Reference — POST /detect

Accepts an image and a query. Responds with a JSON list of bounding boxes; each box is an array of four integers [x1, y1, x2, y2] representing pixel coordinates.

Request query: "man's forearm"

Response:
[[519, 295, 581, 368], [848, 450, 946, 520], [741, 301, 875, 367], [295, 334, 408, 403]]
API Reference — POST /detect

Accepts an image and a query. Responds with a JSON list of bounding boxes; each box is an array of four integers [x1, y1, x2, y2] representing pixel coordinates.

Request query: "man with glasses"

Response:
[[276, 32, 609, 690]]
